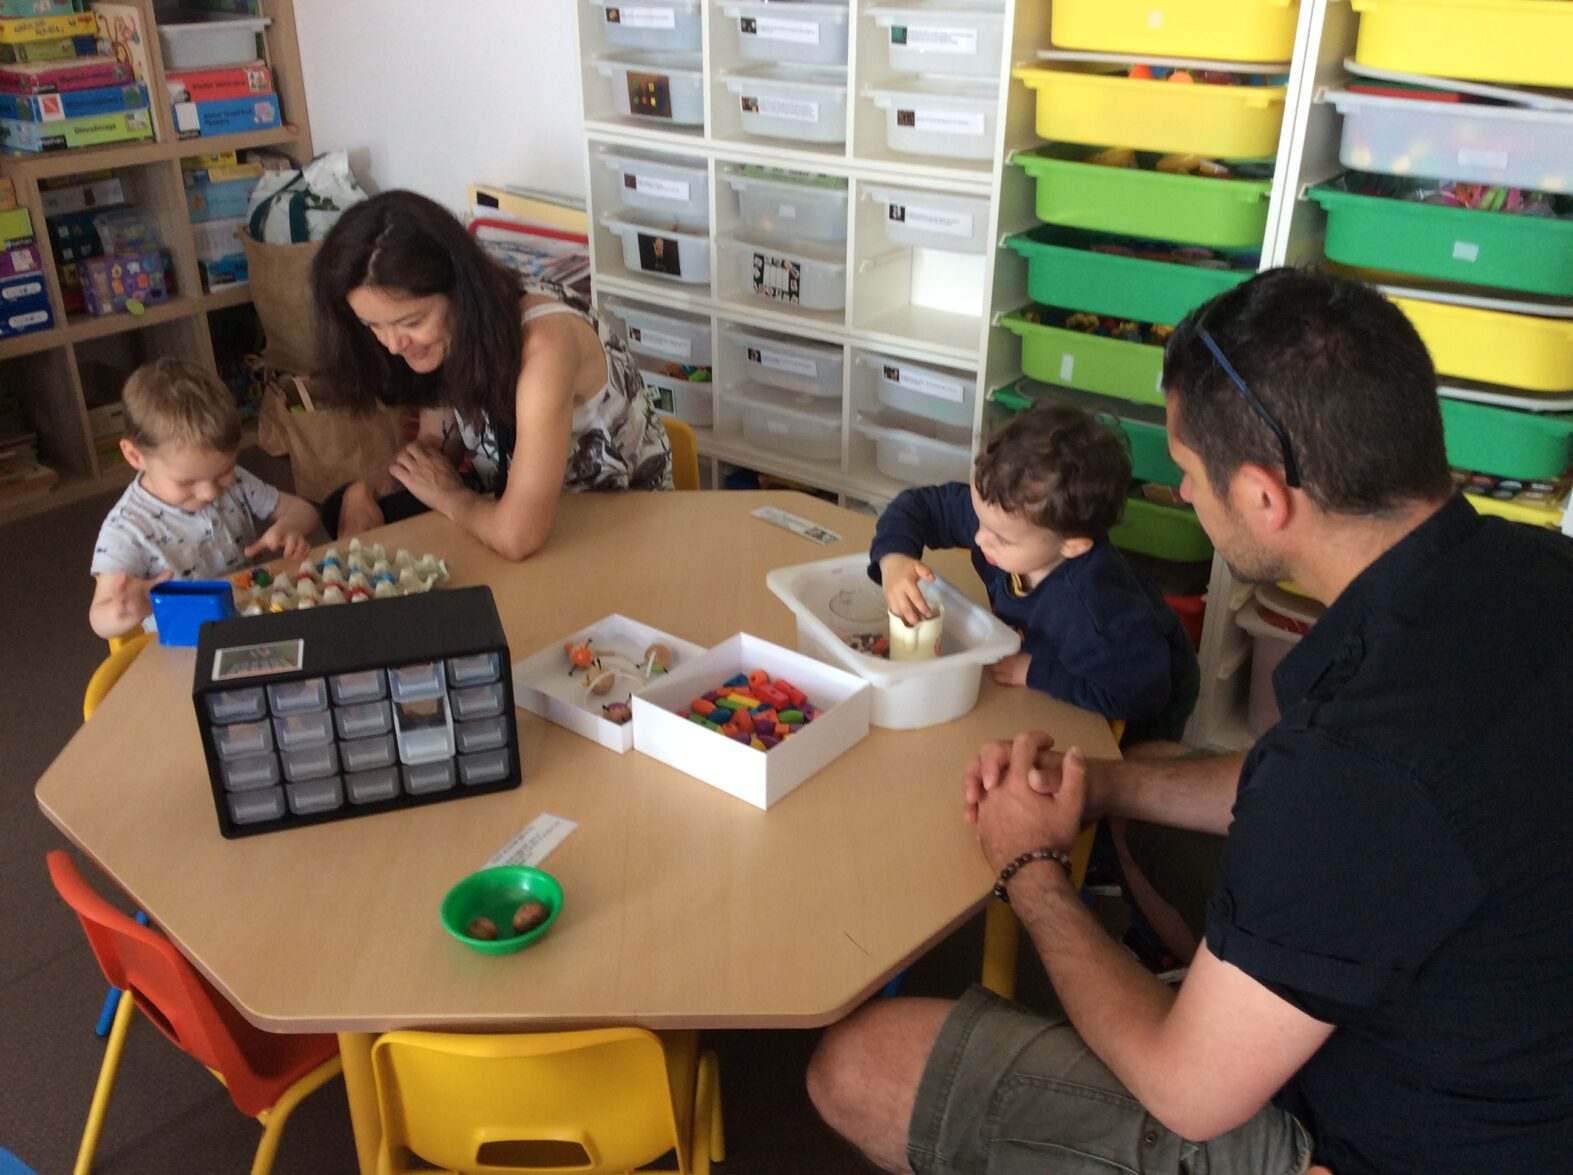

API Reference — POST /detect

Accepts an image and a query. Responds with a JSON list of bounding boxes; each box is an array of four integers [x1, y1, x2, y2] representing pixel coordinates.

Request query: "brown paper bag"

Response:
[[255, 372, 406, 503], [242, 229, 323, 376]]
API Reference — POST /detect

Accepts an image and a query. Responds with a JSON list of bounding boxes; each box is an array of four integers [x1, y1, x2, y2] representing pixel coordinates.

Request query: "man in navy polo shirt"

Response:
[[806, 268, 1573, 1174]]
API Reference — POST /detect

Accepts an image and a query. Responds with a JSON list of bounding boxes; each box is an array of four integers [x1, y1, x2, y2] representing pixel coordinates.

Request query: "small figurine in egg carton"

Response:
[[563, 637, 675, 725], [230, 536, 450, 614]]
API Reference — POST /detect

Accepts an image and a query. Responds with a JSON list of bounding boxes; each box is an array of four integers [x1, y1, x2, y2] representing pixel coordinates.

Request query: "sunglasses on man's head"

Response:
[[1197, 327, 1301, 489]]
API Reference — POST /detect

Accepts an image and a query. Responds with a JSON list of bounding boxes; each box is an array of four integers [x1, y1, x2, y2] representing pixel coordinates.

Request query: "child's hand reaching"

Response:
[[245, 522, 312, 563], [879, 553, 937, 626], [990, 652, 1031, 687], [89, 569, 173, 639]]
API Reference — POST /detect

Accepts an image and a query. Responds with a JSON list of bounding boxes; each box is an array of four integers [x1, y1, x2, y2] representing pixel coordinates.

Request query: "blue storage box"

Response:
[[0, 269, 45, 304], [172, 92, 279, 139], [150, 580, 238, 646], [0, 294, 50, 336]]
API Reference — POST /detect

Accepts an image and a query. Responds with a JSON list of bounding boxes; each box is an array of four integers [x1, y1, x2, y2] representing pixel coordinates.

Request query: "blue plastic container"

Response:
[[149, 580, 237, 646]]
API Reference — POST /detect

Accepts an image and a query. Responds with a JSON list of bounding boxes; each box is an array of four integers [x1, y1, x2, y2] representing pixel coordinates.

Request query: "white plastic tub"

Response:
[[863, 80, 1000, 160], [1327, 89, 1573, 192], [590, 0, 703, 52], [1234, 585, 1322, 735], [861, 184, 991, 254], [859, 352, 975, 427], [593, 53, 705, 125], [765, 553, 1021, 728], [856, 410, 973, 484], [733, 383, 843, 460], [720, 66, 849, 144], [157, 14, 270, 70], [640, 366, 715, 426], [600, 211, 712, 284], [606, 298, 713, 365], [726, 170, 849, 243], [722, 1, 851, 66], [730, 327, 844, 396], [598, 149, 710, 222], [720, 233, 847, 310], [868, 2, 1007, 79]]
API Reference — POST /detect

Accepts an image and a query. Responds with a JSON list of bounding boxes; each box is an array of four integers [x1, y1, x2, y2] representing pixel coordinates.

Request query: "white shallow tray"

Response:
[[512, 614, 708, 753]]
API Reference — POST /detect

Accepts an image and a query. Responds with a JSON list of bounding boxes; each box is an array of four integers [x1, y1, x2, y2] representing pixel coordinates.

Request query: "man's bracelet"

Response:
[[992, 847, 1072, 903]]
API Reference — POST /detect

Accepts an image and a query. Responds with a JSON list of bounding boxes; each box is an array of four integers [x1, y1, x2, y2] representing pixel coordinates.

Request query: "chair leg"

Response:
[[76, 988, 135, 1174], [980, 898, 1019, 999], [691, 1049, 723, 1173], [250, 1055, 344, 1175]]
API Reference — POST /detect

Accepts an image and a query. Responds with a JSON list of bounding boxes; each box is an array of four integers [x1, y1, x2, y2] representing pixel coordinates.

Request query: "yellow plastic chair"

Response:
[[661, 416, 701, 491], [370, 1027, 723, 1175], [83, 630, 154, 721], [981, 720, 1123, 999]]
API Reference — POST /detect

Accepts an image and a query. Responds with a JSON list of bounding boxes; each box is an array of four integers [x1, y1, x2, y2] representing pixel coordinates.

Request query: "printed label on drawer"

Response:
[[891, 24, 978, 55], [776, 202, 798, 219], [742, 93, 819, 123], [887, 202, 973, 240], [627, 72, 674, 119], [748, 344, 817, 379], [1059, 353, 1075, 383], [213, 639, 305, 681], [626, 172, 690, 203], [606, 5, 676, 30], [741, 15, 820, 45], [1457, 148, 1508, 170], [1452, 240, 1480, 262], [884, 362, 964, 403], [627, 324, 692, 359], [898, 108, 985, 136], [751, 252, 802, 303], [637, 232, 683, 277]]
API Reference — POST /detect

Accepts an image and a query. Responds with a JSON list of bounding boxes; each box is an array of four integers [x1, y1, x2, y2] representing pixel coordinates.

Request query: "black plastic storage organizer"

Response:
[[192, 586, 520, 838]]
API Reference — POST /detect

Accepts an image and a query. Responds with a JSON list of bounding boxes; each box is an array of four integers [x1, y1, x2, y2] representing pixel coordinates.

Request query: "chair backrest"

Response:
[[660, 416, 701, 491], [372, 1028, 684, 1174], [84, 630, 154, 720], [46, 851, 292, 1117]]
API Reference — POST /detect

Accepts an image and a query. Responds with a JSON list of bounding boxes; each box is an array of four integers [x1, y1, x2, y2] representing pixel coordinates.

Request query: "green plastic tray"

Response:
[[1440, 397, 1573, 479], [1001, 307, 1167, 407], [1309, 182, 1573, 298], [1111, 497, 1214, 562], [1004, 226, 1258, 326], [992, 381, 1183, 486], [1012, 144, 1274, 249]]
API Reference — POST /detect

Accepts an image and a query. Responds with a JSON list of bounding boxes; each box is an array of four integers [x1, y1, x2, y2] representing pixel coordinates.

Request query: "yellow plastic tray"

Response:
[[1013, 66, 1288, 158], [1464, 492, 1566, 530], [1052, 1, 1301, 63], [1391, 297, 1573, 393], [1352, 0, 1573, 90]]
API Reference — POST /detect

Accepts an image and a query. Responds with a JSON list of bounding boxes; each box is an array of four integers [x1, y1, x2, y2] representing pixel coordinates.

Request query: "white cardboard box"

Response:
[[631, 632, 871, 809], [511, 614, 708, 754]]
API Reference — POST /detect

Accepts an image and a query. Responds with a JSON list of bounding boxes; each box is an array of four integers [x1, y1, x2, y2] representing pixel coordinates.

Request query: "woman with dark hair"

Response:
[[312, 190, 671, 559]]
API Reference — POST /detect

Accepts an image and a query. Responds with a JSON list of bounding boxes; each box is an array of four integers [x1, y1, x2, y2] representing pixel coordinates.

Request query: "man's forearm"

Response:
[[1089, 751, 1246, 837]]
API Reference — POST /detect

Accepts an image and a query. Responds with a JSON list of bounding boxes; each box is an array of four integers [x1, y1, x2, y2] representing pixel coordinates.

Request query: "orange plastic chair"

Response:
[[370, 1027, 723, 1174], [47, 851, 342, 1175], [660, 416, 701, 491]]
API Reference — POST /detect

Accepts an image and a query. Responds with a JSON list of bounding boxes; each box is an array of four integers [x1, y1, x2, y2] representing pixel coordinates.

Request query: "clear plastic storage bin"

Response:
[[868, 3, 1007, 79], [334, 701, 392, 741], [863, 80, 1000, 161], [346, 767, 400, 805], [855, 410, 973, 484], [157, 14, 270, 71], [340, 733, 397, 774], [730, 328, 844, 396], [229, 788, 285, 826], [593, 53, 705, 126], [329, 669, 385, 706], [860, 184, 990, 254], [726, 170, 849, 243], [460, 749, 513, 786], [404, 760, 457, 795], [861, 352, 975, 427], [206, 687, 266, 725], [721, 1, 851, 66], [720, 66, 849, 144], [598, 149, 710, 222], [220, 755, 280, 792], [274, 710, 334, 751], [606, 298, 713, 366], [720, 234, 847, 311], [601, 212, 712, 284], [447, 652, 501, 687], [733, 384, 843, 460], [266, 678, 326, 716], [639, 367, 715, 426], [589, 0, 703, 52], [287, 777, 343, 817]]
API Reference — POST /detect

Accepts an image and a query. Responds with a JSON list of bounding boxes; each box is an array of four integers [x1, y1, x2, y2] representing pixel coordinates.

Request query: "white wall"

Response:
[[294, 0, 586, 212]]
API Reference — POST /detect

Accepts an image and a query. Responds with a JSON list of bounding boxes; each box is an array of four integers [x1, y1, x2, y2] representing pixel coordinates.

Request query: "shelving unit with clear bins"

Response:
[[0, 0, 314, 523]]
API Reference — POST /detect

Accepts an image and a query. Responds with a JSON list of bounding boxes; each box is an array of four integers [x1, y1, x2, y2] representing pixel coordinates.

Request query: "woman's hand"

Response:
[[389, 440, 471, 517], [336, 480, 386, 538]]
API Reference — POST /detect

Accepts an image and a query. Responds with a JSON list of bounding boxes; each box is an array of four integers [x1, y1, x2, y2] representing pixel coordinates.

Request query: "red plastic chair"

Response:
[[47, 851, 342, 1175]]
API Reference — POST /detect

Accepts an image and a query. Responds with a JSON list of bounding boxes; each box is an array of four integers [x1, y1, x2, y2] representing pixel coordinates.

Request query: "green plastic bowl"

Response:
[[441, 865, 564, 955]]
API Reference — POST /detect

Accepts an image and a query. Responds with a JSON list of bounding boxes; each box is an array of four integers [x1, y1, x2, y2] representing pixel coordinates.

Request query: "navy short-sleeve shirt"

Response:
[[1205, 497, 1573, 1174]]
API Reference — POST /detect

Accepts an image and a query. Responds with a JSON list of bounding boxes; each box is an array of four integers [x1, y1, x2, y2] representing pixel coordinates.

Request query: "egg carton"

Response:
[[231, 536, 450, 614]]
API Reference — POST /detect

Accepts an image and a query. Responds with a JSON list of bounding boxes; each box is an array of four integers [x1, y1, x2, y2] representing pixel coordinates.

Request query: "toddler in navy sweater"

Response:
[[870, 403, 1197, 742]]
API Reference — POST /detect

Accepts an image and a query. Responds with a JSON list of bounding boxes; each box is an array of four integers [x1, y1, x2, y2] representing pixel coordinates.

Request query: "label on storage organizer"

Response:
[[899, 108, 985, 136], [884, 362, 964, 403], [626, 72, 674, 119], [741, 15, 821, 45], [626, 172, 690, 203], [1147, 9, 1165, 29], [887, 202, 973, 240], [605, 5, 676, 30], [1452, 240, 1480, 262], [1458, 148, 1508, 171], [637, 231, 684, 277], [627, 324, 691, 360], [212, 639, 305, 681], [751, 251, 803, 304], [1059, 353, 1075, 383], [749, 344, 817, 379], [892, 25, 978, 56], [741, 93, 819, 123]]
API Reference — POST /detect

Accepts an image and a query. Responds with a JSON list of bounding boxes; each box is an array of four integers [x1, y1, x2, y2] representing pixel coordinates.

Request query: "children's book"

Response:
[[172, 91, 277, 139], [0, 55, 133, 94], [0, 12, 97, 45], [165, 59, 269, 103], [91, 3, 150, 86], [0, 79, 144, 120], [0, 2, 83, 18], [0, 105, 151, 151], [0, 33, 95, 63]]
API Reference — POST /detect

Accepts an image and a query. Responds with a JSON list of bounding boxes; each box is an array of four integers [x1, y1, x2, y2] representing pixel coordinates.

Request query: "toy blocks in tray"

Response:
[[193, 585, 522, 839]]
